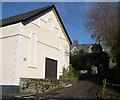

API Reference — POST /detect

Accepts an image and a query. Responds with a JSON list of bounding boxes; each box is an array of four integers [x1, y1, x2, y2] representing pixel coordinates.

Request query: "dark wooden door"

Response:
[[45, 58, 57, 79]]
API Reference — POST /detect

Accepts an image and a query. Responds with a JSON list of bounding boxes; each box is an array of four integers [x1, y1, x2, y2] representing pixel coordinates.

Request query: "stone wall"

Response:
[[20, 78, 66, 94]]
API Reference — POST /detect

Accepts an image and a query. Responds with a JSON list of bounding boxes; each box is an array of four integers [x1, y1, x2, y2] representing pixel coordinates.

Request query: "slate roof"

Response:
[[70, 42, 110, 53], [77, 44, 92, 51], [1, 5, 53, 27], [0, 4, 72, 44], [70, 43, 93, 52]]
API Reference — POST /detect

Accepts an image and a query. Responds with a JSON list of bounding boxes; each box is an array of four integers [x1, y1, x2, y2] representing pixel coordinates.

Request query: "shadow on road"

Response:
[[80, 74, 103, 86], [79, 68, 117, 86]]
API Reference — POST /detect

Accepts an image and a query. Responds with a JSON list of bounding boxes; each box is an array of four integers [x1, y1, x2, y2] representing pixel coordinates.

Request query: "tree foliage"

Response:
[[91, 43, 103, 52], [85, 2, 120, 83], [70, 44, 109, 73], [85, 3, 120, 65], [85, 3, 119, 45]]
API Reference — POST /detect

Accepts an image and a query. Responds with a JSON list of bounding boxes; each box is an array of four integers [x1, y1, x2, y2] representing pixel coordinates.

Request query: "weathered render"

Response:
[[0, 5, 71, 95]]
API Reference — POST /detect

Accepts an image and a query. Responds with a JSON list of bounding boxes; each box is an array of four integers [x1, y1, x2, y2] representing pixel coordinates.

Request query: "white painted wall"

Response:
[[19, 10, 70, 79], [0, 23, 23, 85], [0, 29, 2, 85], [0, 9, 70, 85]]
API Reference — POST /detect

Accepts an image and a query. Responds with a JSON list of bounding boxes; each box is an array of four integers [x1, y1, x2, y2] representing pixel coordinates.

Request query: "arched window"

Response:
[[64, 46, 69, 65], [28, 33, 37, 67], [60, 45, 69, 68], [0, 33, 1, 38], [47, 18, 54, 29], [47, 18, 53, 22]]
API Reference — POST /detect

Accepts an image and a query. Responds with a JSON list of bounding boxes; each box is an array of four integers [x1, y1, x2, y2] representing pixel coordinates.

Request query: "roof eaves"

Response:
[[0, 4, 54, 27], [0, 4, 72, 45], [52, 5, 72, 44]]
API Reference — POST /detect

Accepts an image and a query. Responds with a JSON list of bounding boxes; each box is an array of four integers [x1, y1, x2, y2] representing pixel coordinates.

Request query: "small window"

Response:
[[47, 18, 53, 22], [28, 33, 37, 67], [47, 18, 54, 29]]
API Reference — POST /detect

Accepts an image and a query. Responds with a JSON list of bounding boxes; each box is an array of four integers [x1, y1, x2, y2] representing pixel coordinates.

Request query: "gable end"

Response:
[[1, 4, 72, 44]]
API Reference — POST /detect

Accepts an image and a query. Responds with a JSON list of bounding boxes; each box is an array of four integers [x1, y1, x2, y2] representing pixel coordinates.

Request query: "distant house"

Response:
[[101, 43, 110, 53], [0, 5, 72, 95], [70, 40, 93, 55], [70, 40, 110, 56]]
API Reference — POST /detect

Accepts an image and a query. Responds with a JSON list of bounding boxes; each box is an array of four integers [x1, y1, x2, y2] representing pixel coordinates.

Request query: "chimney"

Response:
[[73, 40, 78, 46]]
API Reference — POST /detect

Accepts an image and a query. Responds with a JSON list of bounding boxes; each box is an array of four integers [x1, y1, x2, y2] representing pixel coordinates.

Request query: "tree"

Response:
[[70, 44, 109, 75], [91, 43, 103, 52], [85, 2, 120, 83], [85, 3, 119, 45], [70, 49, 88, 71]]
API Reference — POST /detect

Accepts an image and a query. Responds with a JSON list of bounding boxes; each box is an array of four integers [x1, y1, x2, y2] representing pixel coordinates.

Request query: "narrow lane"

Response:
[[38, 80, 100, 99]]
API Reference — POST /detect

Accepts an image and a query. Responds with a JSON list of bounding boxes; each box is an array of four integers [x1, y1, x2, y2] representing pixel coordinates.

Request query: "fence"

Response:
[[102, 78, 120, 98]]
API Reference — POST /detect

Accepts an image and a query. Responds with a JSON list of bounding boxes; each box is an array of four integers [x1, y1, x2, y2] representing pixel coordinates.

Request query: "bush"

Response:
[[99, 88, 120, 99], [61, 65, 80, 84]]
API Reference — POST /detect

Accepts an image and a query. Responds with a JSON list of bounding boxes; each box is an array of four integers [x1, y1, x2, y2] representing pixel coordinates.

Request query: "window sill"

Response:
[[28, 66, 37, 69]]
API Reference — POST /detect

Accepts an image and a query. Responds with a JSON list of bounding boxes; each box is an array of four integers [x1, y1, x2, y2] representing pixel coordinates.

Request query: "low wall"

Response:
[[20, 78, 66, 94]]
